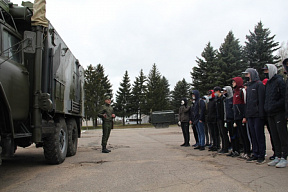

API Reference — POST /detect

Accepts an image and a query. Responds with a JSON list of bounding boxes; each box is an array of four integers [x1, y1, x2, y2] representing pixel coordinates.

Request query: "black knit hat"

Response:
[[213, 86, 222, 92]]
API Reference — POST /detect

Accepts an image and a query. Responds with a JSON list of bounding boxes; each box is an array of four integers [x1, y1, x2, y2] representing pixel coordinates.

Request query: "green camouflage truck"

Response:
[[0, 0, 84, 165]]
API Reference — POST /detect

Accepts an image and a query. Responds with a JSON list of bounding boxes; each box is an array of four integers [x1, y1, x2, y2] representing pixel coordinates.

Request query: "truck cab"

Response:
[[0, 0, 84, 165]]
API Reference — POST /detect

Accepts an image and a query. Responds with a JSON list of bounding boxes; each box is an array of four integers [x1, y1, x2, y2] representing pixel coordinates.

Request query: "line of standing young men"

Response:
[[178, 59, 288, 168]]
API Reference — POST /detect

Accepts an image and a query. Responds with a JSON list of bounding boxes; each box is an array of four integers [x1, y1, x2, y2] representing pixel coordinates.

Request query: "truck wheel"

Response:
[[43, 118, 68, 164], [66, 118, 78, 157]]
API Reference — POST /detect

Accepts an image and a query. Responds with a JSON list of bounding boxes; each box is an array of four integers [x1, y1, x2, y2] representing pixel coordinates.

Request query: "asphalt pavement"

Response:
[[0, 125, 287, 192]]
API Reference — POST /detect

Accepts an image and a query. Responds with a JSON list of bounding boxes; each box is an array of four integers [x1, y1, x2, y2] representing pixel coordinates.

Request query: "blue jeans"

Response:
[[196, 121, 205, 147]]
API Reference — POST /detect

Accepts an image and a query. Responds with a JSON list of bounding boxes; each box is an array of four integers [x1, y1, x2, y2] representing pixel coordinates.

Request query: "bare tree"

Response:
[[276, 41, 288, 75]]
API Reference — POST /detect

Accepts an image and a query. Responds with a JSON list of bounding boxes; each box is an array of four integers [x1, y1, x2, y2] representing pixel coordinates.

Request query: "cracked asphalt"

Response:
[[0, 125, 287, 192]]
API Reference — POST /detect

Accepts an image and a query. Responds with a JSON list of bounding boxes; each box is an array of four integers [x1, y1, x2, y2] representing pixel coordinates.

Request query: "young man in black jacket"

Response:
[[214, 86, 229, 154], [224, 86, 239, 157], [283, 58, 288, 120], [242, 68, 266, 164], [207, 90, 219, 151], [263, 64, 288, 168]]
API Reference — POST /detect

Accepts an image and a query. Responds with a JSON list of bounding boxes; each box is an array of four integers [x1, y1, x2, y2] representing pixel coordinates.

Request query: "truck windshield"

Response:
[[2, 29, 22, 63]]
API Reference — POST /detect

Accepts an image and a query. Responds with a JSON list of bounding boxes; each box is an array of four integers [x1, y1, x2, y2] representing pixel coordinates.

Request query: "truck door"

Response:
[[0, 26, 30, 120]]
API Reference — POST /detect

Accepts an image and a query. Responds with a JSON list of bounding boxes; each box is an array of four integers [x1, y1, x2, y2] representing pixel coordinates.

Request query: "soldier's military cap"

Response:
[[105, 95, 111, 100]]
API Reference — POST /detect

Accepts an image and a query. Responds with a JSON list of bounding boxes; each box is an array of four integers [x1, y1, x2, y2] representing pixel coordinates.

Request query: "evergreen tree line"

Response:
[[84, 21, 286, 126], [84, 63, 171, 126], [191, 21, 282, 96]]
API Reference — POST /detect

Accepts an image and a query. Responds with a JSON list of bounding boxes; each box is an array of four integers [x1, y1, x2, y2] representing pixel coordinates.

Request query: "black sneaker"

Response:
[[194, 146, 200, 149], [208, 146, 214, 151], [246, 156, 258, 163], [226, 152, 235, 157], [218, 149, 229, 155], [256, 158, 266, 165], [232, 151, 240, 157], [269, 154, 276, 160], [218, 149, 225, 154], [180, 143, 186, 146], [199, 146, 205, 151], [184, 144, 190, 147], [211, 147, 218, 151]]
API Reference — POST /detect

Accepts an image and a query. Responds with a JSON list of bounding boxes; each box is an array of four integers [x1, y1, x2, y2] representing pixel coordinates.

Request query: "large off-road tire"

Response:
[[43, 118, 68, 164], [66, 118, 78, 157]]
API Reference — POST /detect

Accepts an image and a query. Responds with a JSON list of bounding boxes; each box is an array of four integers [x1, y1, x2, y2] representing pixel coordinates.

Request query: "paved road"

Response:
[[0, 126, 287, 192]]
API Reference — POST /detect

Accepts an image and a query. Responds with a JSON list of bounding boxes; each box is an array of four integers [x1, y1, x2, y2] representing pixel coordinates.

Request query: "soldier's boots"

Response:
[[102, 147, 111, 153]]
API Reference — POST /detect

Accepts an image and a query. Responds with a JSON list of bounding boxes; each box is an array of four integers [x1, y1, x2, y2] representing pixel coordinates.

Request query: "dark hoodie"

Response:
[[207, 90, 217, 123], [224, 86, 234, 121], [178, 98, 190, 122], [215, 93, 225, 121], [189, 90, 206, 124], [244, 68, 265, 118], [282, 60, 288, 118], [264, 64, 285, 116], [232, 77, 245, 120]]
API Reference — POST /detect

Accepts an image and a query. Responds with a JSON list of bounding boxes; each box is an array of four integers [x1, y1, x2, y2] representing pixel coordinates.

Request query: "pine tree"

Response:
[[131, 69, 147, 124], [145, 63, 169, 113], [84, 65, 96, 126], [171, 78, 191, 113], [159, 76, 171, 110], [243, 21, 280, 79], [217, 31, 246, 87], [191, 42, 219, 96], [84, 64, 112, 127], [114, 70, 132, 125]]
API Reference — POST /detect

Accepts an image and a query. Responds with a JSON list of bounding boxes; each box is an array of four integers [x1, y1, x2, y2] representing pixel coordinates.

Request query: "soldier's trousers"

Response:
[[102, 121, 112, 147]]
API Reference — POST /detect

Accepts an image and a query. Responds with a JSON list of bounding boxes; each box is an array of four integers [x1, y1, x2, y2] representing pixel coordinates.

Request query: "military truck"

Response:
[[150, 110, 175, 128], [0, 0, 84, 165]]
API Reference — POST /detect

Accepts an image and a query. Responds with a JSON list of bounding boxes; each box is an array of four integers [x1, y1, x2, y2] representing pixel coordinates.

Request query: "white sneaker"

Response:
[[267, 157, 280, 166], [276, 158, 287, 168]]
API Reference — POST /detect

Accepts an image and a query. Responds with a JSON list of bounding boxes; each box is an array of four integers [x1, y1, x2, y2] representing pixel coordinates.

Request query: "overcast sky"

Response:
[[13, 0, 288, 96]]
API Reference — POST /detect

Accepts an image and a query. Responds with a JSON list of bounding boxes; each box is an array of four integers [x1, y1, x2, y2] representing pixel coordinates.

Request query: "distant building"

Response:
[[82, 114, 149, 126]]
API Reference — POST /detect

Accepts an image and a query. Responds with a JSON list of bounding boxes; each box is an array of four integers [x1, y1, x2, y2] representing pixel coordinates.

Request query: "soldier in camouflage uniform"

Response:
[[98, 96, 115, 153]]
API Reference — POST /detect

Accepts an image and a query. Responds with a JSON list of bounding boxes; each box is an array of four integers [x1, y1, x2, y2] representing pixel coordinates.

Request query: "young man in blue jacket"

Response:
[[190, 90, 206, 150], [263, 64, 288, 168]]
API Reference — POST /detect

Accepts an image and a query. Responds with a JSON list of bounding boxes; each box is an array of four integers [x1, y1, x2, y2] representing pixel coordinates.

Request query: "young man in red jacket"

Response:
[[232, 77, 251, 160]]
